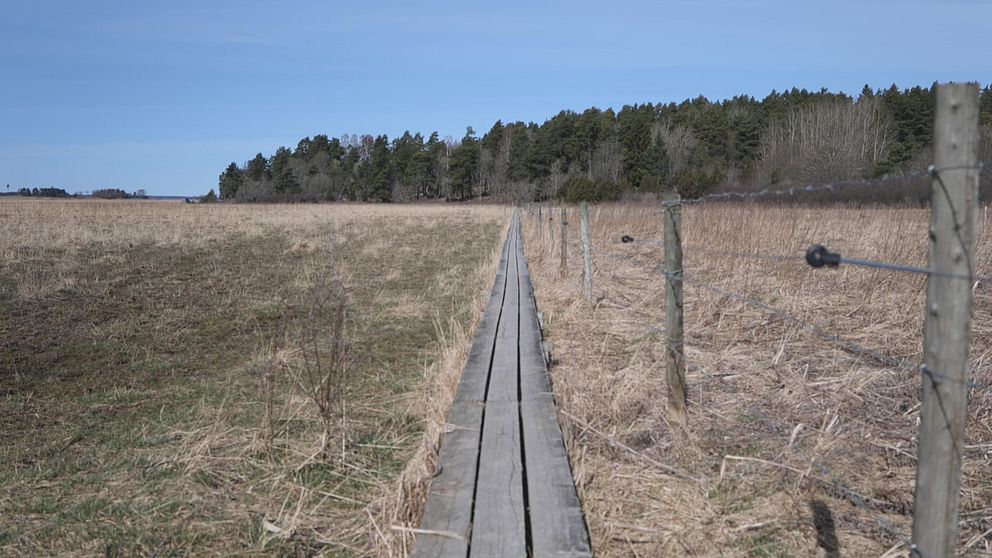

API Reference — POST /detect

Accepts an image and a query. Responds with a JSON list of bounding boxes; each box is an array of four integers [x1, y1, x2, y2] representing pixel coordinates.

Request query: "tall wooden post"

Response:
[[560, 207, 568, 274], [580, 202, 592, 303], [664, 197, 687, 427], [912, 83, 980, 557]]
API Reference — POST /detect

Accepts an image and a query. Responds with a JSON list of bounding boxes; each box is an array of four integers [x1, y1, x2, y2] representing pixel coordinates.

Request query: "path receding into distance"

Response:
[[413, 212, 592, 558]]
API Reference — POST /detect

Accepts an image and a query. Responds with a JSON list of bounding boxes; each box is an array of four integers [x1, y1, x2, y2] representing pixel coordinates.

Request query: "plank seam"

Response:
[[514, 221, 535, 554], [467, 219, 513, 557]]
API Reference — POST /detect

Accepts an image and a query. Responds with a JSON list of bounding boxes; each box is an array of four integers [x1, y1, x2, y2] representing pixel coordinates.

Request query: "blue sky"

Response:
[[2, 0, 989, 196]]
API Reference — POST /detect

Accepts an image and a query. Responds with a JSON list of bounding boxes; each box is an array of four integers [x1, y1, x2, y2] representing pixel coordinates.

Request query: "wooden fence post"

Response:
[[581, 202, 592, 303], [664, 196, 687, 427], [538, 205, 543, 242], [560, 207, 568, 274], [912, 82, 980, 557]]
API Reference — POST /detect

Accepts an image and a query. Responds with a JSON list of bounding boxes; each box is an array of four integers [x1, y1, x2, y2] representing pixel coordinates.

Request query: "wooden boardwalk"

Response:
[[413, 214, 591, 558]]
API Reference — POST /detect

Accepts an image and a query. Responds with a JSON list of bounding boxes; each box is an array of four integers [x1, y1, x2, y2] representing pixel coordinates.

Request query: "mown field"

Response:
[[0, 200, 508, 556], [522, 203, 992, 557]]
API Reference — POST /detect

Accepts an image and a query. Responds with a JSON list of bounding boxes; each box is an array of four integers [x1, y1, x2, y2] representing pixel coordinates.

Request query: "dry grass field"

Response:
[[522, 202, 992, 557], [5, 197, 991, 557], [0, 199, 508, 556]]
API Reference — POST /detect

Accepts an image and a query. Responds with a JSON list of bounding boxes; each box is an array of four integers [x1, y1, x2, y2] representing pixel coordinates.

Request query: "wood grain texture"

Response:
[[521, 396, 591, 557], [416, 213, 590, 557], [517, 242, 552, 397], [469, 399, 527, 557], [517, 220, 592, 557], [453, 231, 512, 405], [413, 403, 484, 557], [414, 224, 512, 558], [912, 82, 980, 557], [470, 222, 526, 556]]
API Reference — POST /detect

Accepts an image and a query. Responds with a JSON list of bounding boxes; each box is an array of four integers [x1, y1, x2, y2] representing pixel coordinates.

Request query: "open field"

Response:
[[6, 197, 991, 557], [0, 199, 508, 556], [522, 203, 992, 557]]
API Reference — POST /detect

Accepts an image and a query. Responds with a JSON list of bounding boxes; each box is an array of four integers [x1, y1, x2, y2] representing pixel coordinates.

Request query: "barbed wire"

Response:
[[599, 247, 984, 391], [592, 257, 925, 553], [522, 187, 989, 554], [930, 165, 979, 279], [660, 163, 986, 207]]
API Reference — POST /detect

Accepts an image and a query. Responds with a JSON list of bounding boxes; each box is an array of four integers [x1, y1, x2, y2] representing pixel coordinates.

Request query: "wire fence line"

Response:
[[619, 239, 990, 284], [598, 255, 992, 469], [658, 162, 987, 207], [599, 249, 986, 392], [572, 238, 930, 553], [523, 160, 991, 554]]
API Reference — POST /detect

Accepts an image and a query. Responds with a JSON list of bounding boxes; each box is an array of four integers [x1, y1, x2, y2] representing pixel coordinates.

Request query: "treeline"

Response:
[[90, 188, 148, 200], [3, 187, 149, 199], [219, 84, 992, 203], [14, 187, 71, 198]]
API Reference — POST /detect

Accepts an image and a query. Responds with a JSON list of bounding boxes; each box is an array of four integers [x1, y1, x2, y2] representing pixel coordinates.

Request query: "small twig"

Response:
[[732, 521, 772, 532], [389, 525, 464, 540], [965, 525, 992, 550], [366, 509, 387, 547], [608, 522, 670, 535], [560, 410, 700, 483], [719, 455, 807, 483]]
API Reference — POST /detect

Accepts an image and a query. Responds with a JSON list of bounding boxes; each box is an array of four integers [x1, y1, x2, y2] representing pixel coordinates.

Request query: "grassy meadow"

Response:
[[0, 199, 508, 556], [522, 203, 992, 557]]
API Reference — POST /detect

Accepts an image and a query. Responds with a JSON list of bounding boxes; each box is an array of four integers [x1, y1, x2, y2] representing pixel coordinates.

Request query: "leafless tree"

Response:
[[590, 136, 622, 184], [549, 159, 564, 197], [758, 97, 894, 184], [653, 122, 697, 179]]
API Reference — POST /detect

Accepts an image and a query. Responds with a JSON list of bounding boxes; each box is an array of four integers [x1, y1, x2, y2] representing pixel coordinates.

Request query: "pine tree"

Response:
[[218, 162, 243, 199], [618, 104, 654, 189], [271, 147, 300, 194], [449, 127, 480, 200], [245, 153, 269, 181], [368, 135, 392, 201]]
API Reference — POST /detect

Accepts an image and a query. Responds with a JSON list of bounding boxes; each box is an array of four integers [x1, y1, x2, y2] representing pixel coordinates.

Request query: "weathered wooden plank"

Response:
[[484, 227, 520, 404], [453, 228, 513, 405], [516, 241, 552, 397], [517, 222, 592, 557], [470, 224, 526, 557], [521, 396, 591, 557], [469, 399, 527, 557], [413, 222, 513, 558], [412, 403, 483, 557], [417, 213, 590, 557]]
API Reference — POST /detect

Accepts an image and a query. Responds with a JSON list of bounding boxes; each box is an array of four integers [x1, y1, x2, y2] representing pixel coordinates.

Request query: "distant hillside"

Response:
[[218, 84, 992, 203]]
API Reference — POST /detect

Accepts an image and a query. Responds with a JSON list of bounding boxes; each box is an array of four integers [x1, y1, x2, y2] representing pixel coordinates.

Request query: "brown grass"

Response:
[[0, 199, 508, 556], [521, 202, 992, 557]]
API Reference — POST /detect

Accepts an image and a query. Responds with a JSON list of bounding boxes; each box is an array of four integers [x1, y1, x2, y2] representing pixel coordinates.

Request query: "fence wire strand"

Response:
[[523, 164, 991, 553], [593, 248, 925, 553], [660, 163, 986, 207]]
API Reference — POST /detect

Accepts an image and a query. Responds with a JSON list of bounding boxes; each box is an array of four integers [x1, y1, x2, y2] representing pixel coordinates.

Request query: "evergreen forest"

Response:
[[218, 84, 992, 203]]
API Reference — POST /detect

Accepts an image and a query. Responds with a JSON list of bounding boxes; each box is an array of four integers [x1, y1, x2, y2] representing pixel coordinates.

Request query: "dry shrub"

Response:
[[294, 268, 349, 461], [522, 202, 992, 557]]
